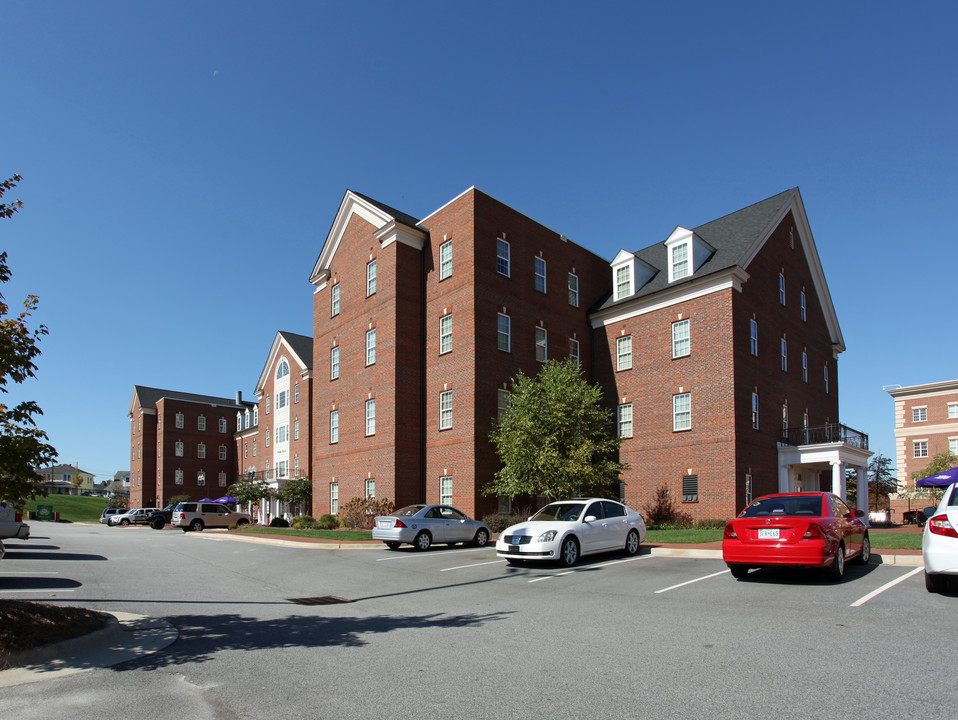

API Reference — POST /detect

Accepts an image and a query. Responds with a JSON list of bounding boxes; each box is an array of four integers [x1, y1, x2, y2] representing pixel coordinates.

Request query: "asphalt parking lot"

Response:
[[1, 523, 955, 719]]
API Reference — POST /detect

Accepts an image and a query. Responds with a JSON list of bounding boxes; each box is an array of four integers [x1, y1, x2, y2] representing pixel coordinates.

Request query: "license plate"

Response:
[[509, 545, 520, 553], [758, 528, 780, 540], [377, 520, 390, 528]]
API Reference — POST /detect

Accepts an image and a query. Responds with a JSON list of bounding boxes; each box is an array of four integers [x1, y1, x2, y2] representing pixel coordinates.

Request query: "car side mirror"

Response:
[[584, 515, 597, 523], [854, 509, 865, 518]]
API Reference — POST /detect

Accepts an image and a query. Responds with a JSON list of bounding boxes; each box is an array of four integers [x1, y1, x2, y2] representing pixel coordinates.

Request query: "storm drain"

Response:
[[287, 596, 352, 605]]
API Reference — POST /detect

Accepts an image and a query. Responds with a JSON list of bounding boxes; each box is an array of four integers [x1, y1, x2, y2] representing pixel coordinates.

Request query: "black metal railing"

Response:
[[239, 469, 307, 484], [781, 423, 868, 450]]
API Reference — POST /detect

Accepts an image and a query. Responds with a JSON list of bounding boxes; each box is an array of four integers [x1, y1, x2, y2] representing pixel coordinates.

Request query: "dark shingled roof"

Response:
[[349, 190, 421, 228], [277, 330, 313, 370], [593, 188, 797, 312], [132, 386, 252, 410]]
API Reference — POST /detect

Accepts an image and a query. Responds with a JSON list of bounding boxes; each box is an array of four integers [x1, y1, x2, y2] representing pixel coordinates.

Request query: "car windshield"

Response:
[[393, 505, 425, 517], [740, 496, 823, 518], [531, 503, 586, 522]]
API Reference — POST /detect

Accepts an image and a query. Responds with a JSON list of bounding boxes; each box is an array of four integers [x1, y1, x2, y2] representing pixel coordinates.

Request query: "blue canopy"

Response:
[[916, 466, 958, 487]]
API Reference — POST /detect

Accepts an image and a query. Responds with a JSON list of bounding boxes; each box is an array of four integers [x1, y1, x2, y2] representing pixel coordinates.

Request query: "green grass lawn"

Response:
[[25, 495, 111, 523], [868, 531, 922, 550], [234, 526, 374, 541]]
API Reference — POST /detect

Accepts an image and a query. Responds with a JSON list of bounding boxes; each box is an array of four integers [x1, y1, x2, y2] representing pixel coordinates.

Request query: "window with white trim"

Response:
[[779, 273, 786, 305], [175, 413, 184, 429], [294, 384, 300, 403], [673, 393, 691, 431], [219, 418, 228, 433], [672, 319, 690, 358], [439, 240, 452, 280], [330, 483, 339, 514], [366, 259, 377, 296], [752, 392, 759, 429], [219, 445, 227, 460], [616, 335, 632, 371], [615, 265, 631, 300], [366, 328, 376, 366], [276, 390, 288, 410], [294, 419, 300, 440], [331, 283, 340, 316], [175, 469, 184, 485], [330, 410, 339, 443], [265, 428, 270, 447], [949, 438, 957, 455], [440, 314, 452, 354], [912, 407, 927, 422], [800, 290, 807, 321], [198, 415, 206, 431], [497, 238, 510, 276], [365, 478, 376, 499], [218, 472, 227, 487], [497, 389, 511, 421], [617, 404, 633, 438], [277, 360, 289, 379], [568, 273, 579, 306], [330, 346, 339, 380], [497, 313, 511, 352], [440, 476, 453, 505], [782, 403, 789, 437], [175, 441, 184, 457], [365, 399, 376, 436], [439, 390, 453, 430], [949, 404, 958, 420], [781, 337, 788, 372], [750, 319, 758, 356], [534, 256, 547, 293], [535, 327, 548, 362], [802, 350, 808, 382], [671, 243, 689, 280], [914, 441, 928, 458], [569, 338, 580, 365], [197, 471, 206, 487]]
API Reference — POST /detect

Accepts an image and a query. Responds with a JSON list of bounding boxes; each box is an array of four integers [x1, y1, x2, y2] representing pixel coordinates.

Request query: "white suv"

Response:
[[172, 502, 251, 532]]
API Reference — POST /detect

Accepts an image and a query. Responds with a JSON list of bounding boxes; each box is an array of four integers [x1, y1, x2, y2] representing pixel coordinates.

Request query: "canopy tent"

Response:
[[916, 466, 958, 487], [213, 496, 238, 504]]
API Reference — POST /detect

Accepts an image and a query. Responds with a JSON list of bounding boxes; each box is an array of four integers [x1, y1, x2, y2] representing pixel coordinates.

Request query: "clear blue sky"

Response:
[[4, 1, 956, 483]]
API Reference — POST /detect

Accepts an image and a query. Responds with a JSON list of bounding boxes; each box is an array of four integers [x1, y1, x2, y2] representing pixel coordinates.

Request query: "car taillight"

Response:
[[803, 522, 822, 539], [395, 519, 407, 528], [928, 514, 958, 539], [724, 523, 737, 539]]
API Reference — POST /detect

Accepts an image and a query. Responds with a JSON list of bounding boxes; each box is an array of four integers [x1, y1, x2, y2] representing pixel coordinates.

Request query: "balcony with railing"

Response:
[[780, 423, 868, 450]]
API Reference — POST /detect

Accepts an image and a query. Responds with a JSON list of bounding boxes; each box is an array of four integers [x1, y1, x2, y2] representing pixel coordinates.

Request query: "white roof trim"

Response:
[[255, 332, 311, 395]]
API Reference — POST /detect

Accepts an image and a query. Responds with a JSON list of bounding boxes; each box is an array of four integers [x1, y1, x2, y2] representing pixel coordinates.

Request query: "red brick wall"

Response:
[[129, 396, 155, 508]]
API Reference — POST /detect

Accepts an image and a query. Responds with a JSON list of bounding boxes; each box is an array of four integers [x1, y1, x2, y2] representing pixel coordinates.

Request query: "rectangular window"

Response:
[[277, 461, 288, 478], [672, 243, 689, 280], [440, 476, 453, 505], [175, 441, 184, 457], [440, 314, 452, 354], [366, 259, 377, 296], [219, 418, 228, 433], [682, 475, 699, 503], [800, 290, 807, 321], [534, 256, 547, 293], [294, 384, 300, 403], [330, 410, 339, 443], [751, 392, 760, 429], [824, 364, 829, 394], [569, 338, 580, 364], [949, 438, 958, 455], [914, 441, 928, 458], [175, 469, 184, 485], [253, 440, 256, 456], [330, 483, 339, 514], [781, 338, 787, 372], [497, 238, 510, 276], [197, 472, 206, 487], [366, 328, 376, 365], [616, 335, 632, 371], [365, 399, 376, 436], [218, 445, 227, 460], [277, 390, 287, 410], [673, 393, 691, 431], [439, 240, 452, 280], [672, 319, 690, 358], [949, 404, 958, 420], [265, 428, 270, 447], [294, 457, 300, 476], [219, 472, 227, 487], [294, 419, 300, 440], [616, 265, 631, 300], [782, 404, 789, 438], [568, 273, 579, 307], [802, 351, 808, 382], [750, 319, 758, 356], [175, 413, 184, 429], [497, 389, 511, 421], [331, 283, 340, 316], [198, 416, 206, 431], [331, 346, 340, 379], [912, 407, 927, 422], [497, 313, 511, 352], [535, 327, 548, 362], [617, 403, 633, 439], [276, 425, 287, 444], [779, 273, 786, 305], [244, 443, 248, 459], [365, 478, 376, 499], [439, 390, 453, 430]]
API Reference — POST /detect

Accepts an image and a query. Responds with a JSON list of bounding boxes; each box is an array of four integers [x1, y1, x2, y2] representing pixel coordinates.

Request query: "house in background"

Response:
[[38, 464, 97, 495]]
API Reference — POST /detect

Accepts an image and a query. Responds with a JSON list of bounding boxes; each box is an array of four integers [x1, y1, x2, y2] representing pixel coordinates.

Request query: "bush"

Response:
[[291, 515, 316, 529], [269, 517, 290, 528], [482, 513, 527, 533], [317, 513, 339, 530], [338, 497, 394, 529], [642, 485, 694, 528], [695, 518, 727, 528]]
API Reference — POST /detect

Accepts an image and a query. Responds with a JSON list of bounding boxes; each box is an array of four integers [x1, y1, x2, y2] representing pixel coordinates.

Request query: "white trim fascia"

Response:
[[309, 191, 397, 286], [375, 219, 427, 250], [887, 379, 958, 398], [591, 267, 750, 328], [255, 333, 310, 395]]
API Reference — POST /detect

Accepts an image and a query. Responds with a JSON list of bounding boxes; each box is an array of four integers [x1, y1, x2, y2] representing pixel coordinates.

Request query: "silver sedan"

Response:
[[373, 504, 491, 551]]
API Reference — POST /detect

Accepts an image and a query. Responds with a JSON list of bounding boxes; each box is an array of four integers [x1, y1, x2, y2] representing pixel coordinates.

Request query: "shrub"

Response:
[[696, 518, 728, 529], [291, 515, 316, 529], [338, 497, 395, 529], [482, 513, 527, 533], [317, 513, 339, 530], [643, 485, 694, 528], [269, 517, 290, 528]]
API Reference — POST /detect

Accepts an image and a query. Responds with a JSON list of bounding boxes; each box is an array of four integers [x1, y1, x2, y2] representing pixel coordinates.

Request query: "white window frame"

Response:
[[535, 327, 548, 363], [439, 390, 453, 430], [175, 441, 184, 457], [439, 240, 452, 280], [912, 407, 927, 422], [365, 478, 376, 499], [779, 273, 787, 305], [802, 350, 808, 382], [534, 256, 547, 293], [800, 290, 807, 321], [175, 413, 184, 429], [365, 399, 376, 436], [497, 389, 511, 421], [568, 273, 579, 307], [218, 445, 227, 460], [497, 238, 510, 277], [440, 476, 453, 505], [671, 242, 690, 281], [914, 440, 928, 458], [615, 265, 631, 300], [331, 346, 340, 380], [198, 415, 206, 431], [218, 472, 227, 487], [440, 314, 452, 354], [330, 483, 339, 514], [617, 403, 633, 439], [219, 418, 228, 433], [673, 393, 692, 431], [616, 335, 632, 371], [750, 319, 758, 356], [672, 319, 690, 358], [366, 328, 376, 366], [949, 404, 958, 420], [366, 259, 377, 296], [197, 471, 206, 487], [330, 410, 339, 444], [752, 392, 760, 429], [781, 337, 787, 372], [497, 313, 511, 352], [331, 283, 340, 316], [175, 469, 184, 485], [569, 338, 580, 365], [294, 419, 300, 440]]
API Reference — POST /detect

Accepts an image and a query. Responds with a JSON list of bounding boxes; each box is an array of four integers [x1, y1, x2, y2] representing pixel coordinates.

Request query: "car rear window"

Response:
[[175, 503, 196, 512], [393, 505, 425, 517], [740, 496, 823, 518]]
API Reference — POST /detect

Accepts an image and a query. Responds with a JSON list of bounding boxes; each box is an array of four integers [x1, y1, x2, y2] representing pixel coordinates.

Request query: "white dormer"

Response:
[[611, 249, 656, 301], [664, 227, 714, 283]]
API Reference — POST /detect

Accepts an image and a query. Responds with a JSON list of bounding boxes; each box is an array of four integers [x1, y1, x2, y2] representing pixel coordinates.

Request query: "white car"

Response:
[[496, 498, 647, 567], [922, 481, 958, 593], [109, 507, 159, 526], [0, 504, 30, 540]]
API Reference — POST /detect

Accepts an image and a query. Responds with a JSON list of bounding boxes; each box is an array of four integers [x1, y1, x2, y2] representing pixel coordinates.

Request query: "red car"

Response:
[[723, 492, 870, 581]]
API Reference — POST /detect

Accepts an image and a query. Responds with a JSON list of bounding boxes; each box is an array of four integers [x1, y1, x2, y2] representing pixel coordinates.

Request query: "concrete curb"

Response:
[[0, 612, 178, 688]]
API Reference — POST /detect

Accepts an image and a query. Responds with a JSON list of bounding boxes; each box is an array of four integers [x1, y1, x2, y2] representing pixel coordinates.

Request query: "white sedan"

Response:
[[496, 498, 647, 567], [922, 481, 958, 593]]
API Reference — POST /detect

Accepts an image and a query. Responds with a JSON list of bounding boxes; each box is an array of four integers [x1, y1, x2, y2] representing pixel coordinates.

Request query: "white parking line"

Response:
[[440, 560, 507, 572], [376, 547, 490, 562], [850, 567, 923, 607], [526, 555, 652, 583], [654, 569, 730, 594]]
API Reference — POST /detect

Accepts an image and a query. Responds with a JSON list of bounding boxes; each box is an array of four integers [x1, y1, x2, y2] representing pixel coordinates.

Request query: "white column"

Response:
[[778, 462, 791, 493], [831, 461, 846, 497], [856, 464, 870, 524]]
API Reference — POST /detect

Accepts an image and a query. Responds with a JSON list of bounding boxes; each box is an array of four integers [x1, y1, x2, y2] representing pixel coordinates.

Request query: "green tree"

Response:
[[486, 358, 626, 501], [276, 476, 312, 516], [0, 174, 57, 505], [847, 453, 898, 510], [912, 451, 958, 483], [228, 476, 274, 506]]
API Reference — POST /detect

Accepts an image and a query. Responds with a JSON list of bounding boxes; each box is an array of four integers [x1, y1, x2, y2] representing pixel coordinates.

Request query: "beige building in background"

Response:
[[887, 379, 958, 484]]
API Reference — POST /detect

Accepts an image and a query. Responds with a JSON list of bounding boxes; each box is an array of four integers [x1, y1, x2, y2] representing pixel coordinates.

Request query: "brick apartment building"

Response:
[[307, 186, 872, 521], [129, 387, 253, 508]]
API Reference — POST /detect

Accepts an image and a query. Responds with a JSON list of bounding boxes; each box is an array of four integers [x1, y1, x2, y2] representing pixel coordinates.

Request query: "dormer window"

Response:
[[611, 249, 655, 301], [671, 242, 690, 281], [664, 227, 713, 283], [616, 265, 631, 300]]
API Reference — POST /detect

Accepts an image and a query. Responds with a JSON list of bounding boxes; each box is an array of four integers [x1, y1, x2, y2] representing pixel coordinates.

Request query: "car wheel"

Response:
[[385, 542, 401, 550], [181, 527, 189, 532], [625, 529, 640, 556], [190, 519, 205, 532], [120, 519, 130, 526], [728, 564, 749, 579], [825, 543, 845, 581], [151, 519, 165, 530], [414, 531, 432, 551], [236, 518, 249, 526], [925, 570, 946, 593], [559, 536, 579, 567], [853, 533, 871, 565], [473, 528, 490, 548]]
